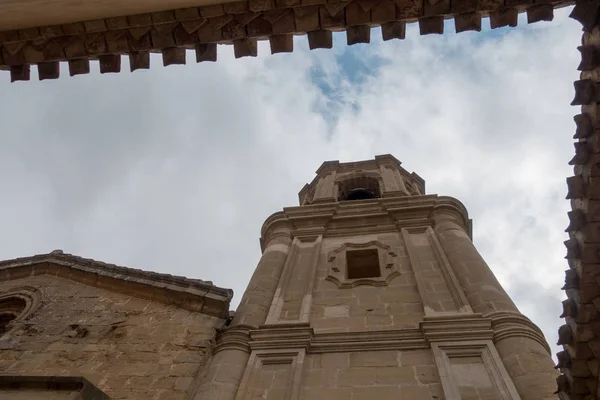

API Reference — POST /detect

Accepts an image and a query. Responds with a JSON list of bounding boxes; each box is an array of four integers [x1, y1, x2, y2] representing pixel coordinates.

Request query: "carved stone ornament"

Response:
[[326, 240, 400, 288]]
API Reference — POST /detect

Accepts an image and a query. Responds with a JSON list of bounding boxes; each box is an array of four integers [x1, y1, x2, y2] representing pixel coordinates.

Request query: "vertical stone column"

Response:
[[193, 223, 293, 400], [232, 233, 293, 327], [433, 210, 517, 314], [433, 208, 558, 400]]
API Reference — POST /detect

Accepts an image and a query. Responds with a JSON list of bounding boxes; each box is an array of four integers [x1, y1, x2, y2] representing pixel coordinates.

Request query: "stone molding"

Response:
[[0, 0, 573, 81], [214, 324, 253, 353], [431, 340, 521, 400], [0, 251, 232, 318], [325, 239, 401, 288], [260, 195, 471, 248], [420, 313, 495, 342], [214, 312, 550, 355], [250, 322, 428, 352], [486, 311, 552, 354]]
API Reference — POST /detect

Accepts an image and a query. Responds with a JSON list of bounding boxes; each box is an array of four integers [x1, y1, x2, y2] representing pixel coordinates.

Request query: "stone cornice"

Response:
[[0, 251, 232, 318], [216, 312, 549, 354], [215, 324, 254, 353], [485, 311, 552, 354], [260, 194, 470, 245], [420, 313, 495, 342]]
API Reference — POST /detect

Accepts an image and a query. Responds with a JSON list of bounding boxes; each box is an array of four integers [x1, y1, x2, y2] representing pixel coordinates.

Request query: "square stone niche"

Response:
[[326, 241, 400, 288]]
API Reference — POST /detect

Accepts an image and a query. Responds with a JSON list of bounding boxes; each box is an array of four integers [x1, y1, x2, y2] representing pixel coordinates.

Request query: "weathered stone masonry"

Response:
[[0, 0, 599, 396], [195, 154, 559, 400], [0, 252, 232, 399], [0, 155, 569, 399]]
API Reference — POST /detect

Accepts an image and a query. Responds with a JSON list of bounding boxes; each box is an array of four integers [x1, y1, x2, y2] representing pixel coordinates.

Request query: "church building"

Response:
[[0, 155, 557, 399]]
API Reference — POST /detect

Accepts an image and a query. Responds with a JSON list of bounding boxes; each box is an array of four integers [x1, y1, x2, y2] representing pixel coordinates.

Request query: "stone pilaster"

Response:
[[232, 233, 293, 327], [433, 209, 558, 400], [433, 210, 518, 314], [193, 222, 293, 400]]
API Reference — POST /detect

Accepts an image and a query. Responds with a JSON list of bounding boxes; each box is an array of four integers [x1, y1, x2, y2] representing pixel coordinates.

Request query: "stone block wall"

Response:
[[301, 349, 441, 400], [310, 233, 425, 332], [0, 275, 225, 399]]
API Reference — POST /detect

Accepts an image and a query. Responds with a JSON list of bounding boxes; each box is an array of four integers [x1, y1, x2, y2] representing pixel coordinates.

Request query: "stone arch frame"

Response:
[[326, 240, 401, 288], [0, 286, 42, 332], [334, 171, 385, 202]]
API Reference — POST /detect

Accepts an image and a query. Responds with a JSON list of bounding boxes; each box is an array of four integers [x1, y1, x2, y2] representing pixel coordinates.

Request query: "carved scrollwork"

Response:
[[326, 240, 400, 288]]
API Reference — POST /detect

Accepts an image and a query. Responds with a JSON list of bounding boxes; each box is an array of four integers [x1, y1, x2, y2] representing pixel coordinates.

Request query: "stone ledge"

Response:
[[260, 195, 471, 248], [216, 312, 551, 354]]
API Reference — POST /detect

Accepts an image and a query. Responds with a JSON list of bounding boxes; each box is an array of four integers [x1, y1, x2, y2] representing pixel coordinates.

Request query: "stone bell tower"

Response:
[[195, 155, 558, 400]]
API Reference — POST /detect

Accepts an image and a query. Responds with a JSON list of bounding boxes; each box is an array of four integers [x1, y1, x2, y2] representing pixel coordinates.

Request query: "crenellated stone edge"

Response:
[[0, 0, 574, 82], [559, 2, 600, 399]]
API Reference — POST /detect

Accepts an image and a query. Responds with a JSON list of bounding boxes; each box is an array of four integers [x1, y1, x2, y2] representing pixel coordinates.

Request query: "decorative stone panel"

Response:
[[235, 349, 306, 400], [326, 240, 400, 288], [432, 340, 520, 400]]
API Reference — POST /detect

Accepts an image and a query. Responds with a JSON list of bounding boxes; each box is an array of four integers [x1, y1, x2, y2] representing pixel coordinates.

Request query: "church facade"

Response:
[[0, 155, 557, 399]]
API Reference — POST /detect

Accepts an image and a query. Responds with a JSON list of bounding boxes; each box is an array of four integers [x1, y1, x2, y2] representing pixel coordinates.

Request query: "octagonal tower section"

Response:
[[195, 154, 557, 400]]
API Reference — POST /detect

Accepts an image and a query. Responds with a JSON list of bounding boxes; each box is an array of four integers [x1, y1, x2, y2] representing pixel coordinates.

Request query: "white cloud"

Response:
[[0, 7, 581, 357]]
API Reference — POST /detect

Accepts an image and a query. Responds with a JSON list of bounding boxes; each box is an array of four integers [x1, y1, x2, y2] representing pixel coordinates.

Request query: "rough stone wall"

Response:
[[300, 349, 441, 400], [311, 233, 425, 332], [0, 275, 225, 399]]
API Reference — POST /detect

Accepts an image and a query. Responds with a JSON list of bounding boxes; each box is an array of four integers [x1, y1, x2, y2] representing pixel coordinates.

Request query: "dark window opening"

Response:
[[0, 313, 16, 335], [346, 188, 377, 200], [338, 176, 381, 201], [347, 249, 381, 279], [0, 297, 26, 335]]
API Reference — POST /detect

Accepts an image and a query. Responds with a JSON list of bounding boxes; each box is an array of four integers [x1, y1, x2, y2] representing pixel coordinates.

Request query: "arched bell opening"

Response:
[[338, 176, 381, 201]]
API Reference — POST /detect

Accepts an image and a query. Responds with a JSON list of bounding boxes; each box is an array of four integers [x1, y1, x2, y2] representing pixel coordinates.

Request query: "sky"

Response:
[[0, 8, 581, 357]]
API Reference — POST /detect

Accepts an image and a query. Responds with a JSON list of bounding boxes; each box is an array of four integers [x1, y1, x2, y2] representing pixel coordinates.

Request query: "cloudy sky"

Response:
[[0, 8, 581, 357]]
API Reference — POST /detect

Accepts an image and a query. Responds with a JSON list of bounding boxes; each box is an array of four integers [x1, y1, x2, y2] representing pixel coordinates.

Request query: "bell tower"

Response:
[[195, 155, 558, 400]]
